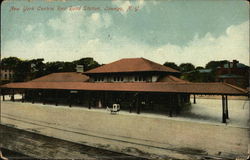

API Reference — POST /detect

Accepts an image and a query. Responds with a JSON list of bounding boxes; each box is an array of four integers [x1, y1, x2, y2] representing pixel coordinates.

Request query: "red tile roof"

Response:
[[157, 75, 190, 83], [31, 72, 89, 82], [85, 58, 179, 74], [1, 82, 248, 95]]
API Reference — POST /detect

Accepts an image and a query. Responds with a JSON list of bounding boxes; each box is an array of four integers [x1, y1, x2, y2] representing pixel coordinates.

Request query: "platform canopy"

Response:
[[1, 81, 248, 96], [31, 72, 89, 82]]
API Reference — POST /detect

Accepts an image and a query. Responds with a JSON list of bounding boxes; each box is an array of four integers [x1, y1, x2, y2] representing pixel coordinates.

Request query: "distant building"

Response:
[[1, 67, 14, 83], [216, 60, 249, 89]]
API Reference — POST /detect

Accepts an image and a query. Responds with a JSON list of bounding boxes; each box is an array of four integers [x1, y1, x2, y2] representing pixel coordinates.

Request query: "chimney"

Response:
[[233, 60, 238, 68], [76, 65, 84, 73]]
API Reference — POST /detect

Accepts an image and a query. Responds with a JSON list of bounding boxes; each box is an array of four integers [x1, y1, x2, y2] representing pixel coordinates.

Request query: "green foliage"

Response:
[[30, 58, 46, 79], [73, 57, 100, 71], [205, 60, 229, 70], [1, 57, 238, 83], [14, 60, 32, 82], [195, 66, 204, 70], [1, 57, 100, 82], [182, 70, 216, 82], [1, 57, 21, 69], [163, 62, 180, 71], [179, 63, 195, 73]]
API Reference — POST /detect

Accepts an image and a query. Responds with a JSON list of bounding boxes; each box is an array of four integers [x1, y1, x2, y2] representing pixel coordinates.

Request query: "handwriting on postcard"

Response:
[[9, 6, 141, 12]]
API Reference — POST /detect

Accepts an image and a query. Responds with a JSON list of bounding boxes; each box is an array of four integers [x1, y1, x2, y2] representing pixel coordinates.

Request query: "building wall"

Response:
[[216, 62, 249, 88], [1, 68, 14, 81], [90, 74, 160, 83]]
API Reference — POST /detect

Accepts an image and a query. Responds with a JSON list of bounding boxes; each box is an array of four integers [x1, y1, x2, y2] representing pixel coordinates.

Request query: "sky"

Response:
[[1, 0, 249, 67]]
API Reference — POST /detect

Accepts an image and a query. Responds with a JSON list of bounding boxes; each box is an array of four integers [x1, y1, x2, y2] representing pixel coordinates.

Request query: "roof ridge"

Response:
[[141, 58, 180, 72], [223, 82, 248, 93], [85, 57, 179, 73]]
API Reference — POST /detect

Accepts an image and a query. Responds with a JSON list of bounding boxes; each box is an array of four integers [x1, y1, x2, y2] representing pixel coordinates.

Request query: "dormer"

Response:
[[84, 58, 180, 83]]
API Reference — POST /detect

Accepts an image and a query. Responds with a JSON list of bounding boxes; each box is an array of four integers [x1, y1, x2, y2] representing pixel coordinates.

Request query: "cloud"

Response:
[[112, 0, 131, 15], [77, 20, 249, 66], [2, 6, 249, 68], [47, 8, 86, 38], [47, 8, 112, 40], [2, 7, 114, 62], [25, 24, 35, 32], [153, 21, 249, 66], [91, 13, 100, 21], [112, 0, 146, 15]]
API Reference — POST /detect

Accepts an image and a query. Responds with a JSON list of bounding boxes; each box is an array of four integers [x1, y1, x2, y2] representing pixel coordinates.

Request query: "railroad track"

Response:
[[0, 124, 147, 160]]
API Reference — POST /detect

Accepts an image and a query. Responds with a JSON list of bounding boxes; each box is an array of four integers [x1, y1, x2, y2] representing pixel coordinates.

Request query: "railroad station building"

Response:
[[1, 58, 248, 123]]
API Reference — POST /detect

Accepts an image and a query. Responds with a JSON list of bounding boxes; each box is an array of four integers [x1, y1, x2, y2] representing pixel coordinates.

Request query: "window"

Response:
[[143, 76, 146, 81], [121, 77, 124, 81], [135, 77, 138, 81], [114, 77, 116, 81], [5, 74, 7, 79]]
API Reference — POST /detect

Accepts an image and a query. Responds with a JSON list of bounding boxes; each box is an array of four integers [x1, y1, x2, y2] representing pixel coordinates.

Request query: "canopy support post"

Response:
[[11, 89, 15, 102], [88, 92, 91, 109], [55, 90, 58, 106], [222, 95, 226, 123], [136, 93, 140, 114], [225, 95, 229, 119], [42, 90, 46, 105], [69, 91, 72, 107], [21, 91, 24, 103], [169, 94, 173, 117], [32, 90, 35, 104], [193, 94, 196, 104]]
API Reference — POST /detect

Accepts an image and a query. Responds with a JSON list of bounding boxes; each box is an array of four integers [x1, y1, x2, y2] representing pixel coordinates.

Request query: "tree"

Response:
[[29, 58, 46, 79], [62, 62, 76, 72], [44, 61, 76, 75], [14, 60, 32, 82], [1, 57, 21, 69], [179, 63, 195, 73], [163, 62, 180, 71], [195, 66, 204, 70], [205, 60, 229, 70], [44, 61, 65, 74], [73, 57, 100, 71]]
